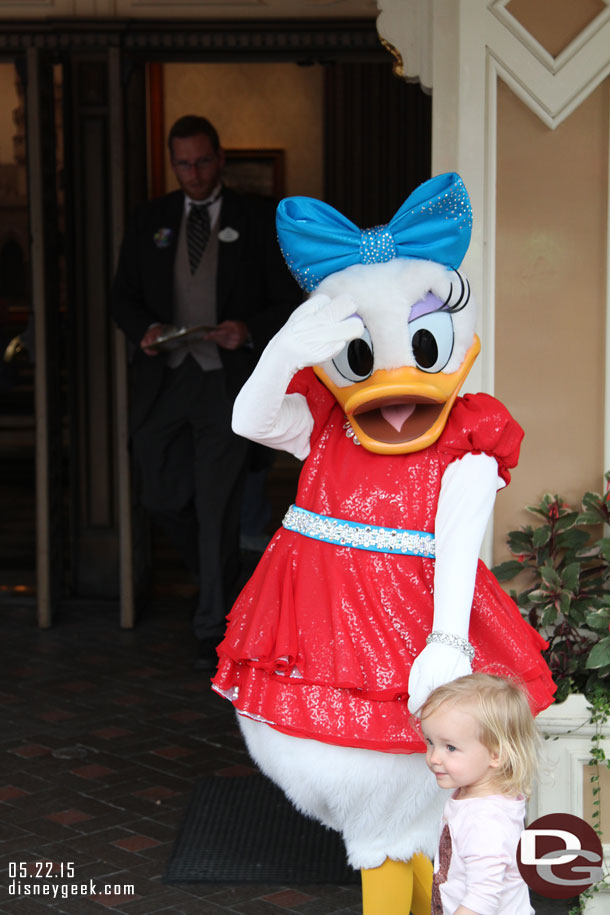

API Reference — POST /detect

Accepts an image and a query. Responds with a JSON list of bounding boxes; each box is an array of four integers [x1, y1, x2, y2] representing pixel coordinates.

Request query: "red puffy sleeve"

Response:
[[287, 368, 337, 446], [437, 393, 524, 486]]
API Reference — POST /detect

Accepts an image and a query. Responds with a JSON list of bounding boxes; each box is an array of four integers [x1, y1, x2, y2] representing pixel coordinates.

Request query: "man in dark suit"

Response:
[[111, 115, 300, 668]]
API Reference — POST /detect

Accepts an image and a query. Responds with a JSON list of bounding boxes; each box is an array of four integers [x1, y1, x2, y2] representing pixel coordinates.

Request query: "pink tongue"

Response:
[[380, 403, 416, 433]]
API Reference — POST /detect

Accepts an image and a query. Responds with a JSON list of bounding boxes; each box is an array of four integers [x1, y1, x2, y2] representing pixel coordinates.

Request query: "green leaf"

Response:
[[581, 490, 605, 511], [566, 602, 586, 625], [599, 539, 610, 563], [561, 656, 580, 676], [507, 530, 534, 551], [573, 548, 601, 566], [584, 672, 609, 697], [540, 565, 561, 588], [527, 502, 551, 518], [585, 637, 610, 670], [585, 608, 610, 631], [561, 563, 581, 592], [533, 526, 552, 548], [554, 678, 574, 703], [555, 512, 580, 532], [556, 529, 591, 552], [492, 560, 525, 582], [559, 591, 572, 615], [542, 606, 558, 627], [576, 510, 604, 526], [516, 589, 533, 607]]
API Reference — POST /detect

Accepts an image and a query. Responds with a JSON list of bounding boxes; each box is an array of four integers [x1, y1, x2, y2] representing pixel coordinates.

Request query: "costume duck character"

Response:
[[212, 173, 555, 915]]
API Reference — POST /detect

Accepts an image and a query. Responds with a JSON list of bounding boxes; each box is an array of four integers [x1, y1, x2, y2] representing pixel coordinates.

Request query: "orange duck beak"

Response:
[[314, 336, 480, 455]]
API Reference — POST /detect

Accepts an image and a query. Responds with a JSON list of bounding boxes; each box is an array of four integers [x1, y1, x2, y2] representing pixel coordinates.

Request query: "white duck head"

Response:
[[277, 173, 479, 455]]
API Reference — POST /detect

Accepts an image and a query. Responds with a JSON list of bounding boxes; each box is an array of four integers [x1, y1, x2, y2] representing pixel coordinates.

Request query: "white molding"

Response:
[[536, 693, 593, 733], [605, 91, 610, 482], [376, 0, 433, 90], [490, 0, 610, 76], [485, 1, 610, 130], [381, 0, 610, 543], [479, 52, 498, 400], [529, 699, 610, 897]]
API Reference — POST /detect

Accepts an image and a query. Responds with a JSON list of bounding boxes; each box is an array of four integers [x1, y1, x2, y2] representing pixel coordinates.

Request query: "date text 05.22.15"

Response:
[[9, 862, 75, 879]]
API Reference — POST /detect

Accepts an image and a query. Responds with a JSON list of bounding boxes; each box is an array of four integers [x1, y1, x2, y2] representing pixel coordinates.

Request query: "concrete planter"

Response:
[[530, 694, 609, 914]]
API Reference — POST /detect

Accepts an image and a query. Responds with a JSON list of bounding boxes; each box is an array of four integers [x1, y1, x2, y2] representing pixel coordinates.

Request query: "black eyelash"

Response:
[[440, 270, 470, 314]]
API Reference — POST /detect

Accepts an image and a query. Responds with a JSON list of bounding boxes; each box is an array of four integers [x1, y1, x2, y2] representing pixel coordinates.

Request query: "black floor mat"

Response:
[[164, 774, 359, 884]]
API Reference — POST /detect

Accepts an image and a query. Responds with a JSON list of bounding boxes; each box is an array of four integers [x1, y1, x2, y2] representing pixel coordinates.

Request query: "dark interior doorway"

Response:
[[140, 56, 431, 595], [0, 19, 431, 619], [0, 61, 36, 598], [324, 60, 431, 227]]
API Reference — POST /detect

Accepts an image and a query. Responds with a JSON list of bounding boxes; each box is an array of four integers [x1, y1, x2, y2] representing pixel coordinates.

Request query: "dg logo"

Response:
[[517, 813, 604, 899]]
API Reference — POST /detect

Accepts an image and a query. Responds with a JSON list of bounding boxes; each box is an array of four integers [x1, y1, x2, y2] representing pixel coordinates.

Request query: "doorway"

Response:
[[0, 19, 431, 625], [140, 58, 431, 594], [0, 61, 34, 597], [0, 59, 67, 606]]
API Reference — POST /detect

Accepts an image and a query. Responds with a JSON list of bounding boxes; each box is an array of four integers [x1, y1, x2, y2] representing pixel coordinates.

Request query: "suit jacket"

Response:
[[110, 187, 301, 430]]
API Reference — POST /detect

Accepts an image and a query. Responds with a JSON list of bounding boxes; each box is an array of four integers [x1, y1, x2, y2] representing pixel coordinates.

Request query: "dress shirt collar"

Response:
[[184, 184, 223, 227]]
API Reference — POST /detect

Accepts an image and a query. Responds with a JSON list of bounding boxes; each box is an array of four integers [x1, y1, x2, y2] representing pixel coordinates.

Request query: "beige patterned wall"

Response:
[[493, 75, 609, 558], [162, 62, 323, 199]]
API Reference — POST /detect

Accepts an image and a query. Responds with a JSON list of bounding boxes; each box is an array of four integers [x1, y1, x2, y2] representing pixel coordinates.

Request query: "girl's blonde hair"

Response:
[[419, 673, 540, 797]]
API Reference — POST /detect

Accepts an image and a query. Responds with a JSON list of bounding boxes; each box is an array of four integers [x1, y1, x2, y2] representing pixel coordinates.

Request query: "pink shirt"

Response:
[[432, 793, 533, 915]]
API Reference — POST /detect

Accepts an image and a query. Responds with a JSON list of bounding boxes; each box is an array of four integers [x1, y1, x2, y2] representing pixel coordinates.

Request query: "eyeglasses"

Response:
[[173, 156, 218, 173]]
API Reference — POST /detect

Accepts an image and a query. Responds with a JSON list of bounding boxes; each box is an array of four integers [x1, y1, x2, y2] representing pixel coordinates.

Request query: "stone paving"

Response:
[[0, 595, 577, 914], [0, 597, 361, 914]]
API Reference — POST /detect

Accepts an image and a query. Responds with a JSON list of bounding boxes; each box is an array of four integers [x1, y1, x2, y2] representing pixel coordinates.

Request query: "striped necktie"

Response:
[[186, 203, 211, 275]]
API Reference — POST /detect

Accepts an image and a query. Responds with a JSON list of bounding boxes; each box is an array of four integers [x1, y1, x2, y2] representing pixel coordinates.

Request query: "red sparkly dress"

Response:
[[212, 369, 555, 753]]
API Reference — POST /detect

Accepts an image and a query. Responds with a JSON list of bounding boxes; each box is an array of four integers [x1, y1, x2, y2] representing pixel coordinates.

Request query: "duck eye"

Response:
[[332, 325, 374, 382], [409, 310, 454, 373]]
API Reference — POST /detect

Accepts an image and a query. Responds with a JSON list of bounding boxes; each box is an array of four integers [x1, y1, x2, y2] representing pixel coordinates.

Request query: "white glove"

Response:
[[232, 294, 363, 459], [278, 293, 364, 370], [407, 452, 502, 714], [407, 642, 473, 715]]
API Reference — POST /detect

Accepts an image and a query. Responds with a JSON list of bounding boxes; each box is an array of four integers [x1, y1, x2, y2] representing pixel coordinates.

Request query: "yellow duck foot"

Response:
[[361, 853, 433, 915]]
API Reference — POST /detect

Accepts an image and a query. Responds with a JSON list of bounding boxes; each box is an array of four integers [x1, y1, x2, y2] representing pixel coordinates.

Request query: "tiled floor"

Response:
[[0, 596, 579, 915], [0, 594, 362, 914], [0, 443, 578, 915]]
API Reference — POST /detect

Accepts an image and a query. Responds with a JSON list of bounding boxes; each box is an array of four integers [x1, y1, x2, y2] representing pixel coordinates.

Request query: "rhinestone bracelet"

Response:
[[426, 630, 475, 661]]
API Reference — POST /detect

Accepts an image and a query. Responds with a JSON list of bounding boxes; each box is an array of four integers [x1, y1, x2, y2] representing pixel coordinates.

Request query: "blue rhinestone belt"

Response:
[[282, 504, 436, 558]]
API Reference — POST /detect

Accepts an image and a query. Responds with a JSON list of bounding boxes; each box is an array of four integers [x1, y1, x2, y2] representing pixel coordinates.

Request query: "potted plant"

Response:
[[492, 478, 610, 912], [493, 480, 610, 702]]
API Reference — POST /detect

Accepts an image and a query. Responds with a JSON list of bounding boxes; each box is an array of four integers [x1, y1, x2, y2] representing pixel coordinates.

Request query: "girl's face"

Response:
[[421, 702, 501, 798]]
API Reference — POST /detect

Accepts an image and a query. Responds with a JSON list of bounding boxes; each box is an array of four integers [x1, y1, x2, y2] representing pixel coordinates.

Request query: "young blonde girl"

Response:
[[419, 673, 540, 915]]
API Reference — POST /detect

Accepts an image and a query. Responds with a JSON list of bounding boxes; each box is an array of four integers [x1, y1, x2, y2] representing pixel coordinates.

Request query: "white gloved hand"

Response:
[[278, 293, 364, 371], [232, 293, 364, 459], [407, 641, 473, 715]]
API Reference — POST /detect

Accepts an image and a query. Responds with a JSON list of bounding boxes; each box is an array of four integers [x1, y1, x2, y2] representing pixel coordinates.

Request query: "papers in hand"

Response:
[[148, 324, 217, 351]]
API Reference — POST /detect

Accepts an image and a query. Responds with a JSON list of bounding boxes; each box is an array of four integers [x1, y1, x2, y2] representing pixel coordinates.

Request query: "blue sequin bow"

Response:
[[276, 172, 472, 292]]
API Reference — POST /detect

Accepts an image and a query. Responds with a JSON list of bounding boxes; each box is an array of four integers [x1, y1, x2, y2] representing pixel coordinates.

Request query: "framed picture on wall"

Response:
[[223, 149, 285, 199]]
